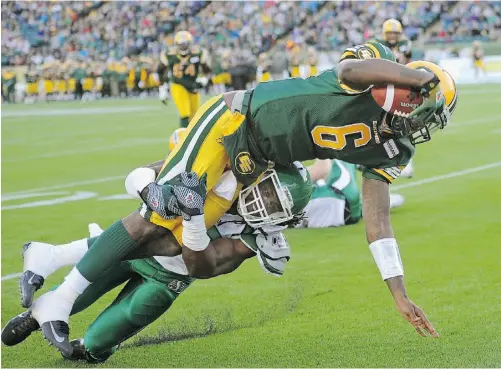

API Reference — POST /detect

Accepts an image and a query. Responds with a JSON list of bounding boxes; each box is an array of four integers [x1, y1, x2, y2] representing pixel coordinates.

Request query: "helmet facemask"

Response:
[[383, 94, 449, 145], [238, 169, 294, 228]]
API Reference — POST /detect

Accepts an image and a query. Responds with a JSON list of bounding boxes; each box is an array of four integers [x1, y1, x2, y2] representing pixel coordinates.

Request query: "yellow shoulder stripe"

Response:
[[340, 51, 356, 60]]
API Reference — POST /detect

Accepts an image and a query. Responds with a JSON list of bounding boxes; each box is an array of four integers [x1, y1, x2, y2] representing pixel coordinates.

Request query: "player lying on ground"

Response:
[[299, 159, 405, 228], [27, 41, 456, 352], [4, 163, 311, 359]]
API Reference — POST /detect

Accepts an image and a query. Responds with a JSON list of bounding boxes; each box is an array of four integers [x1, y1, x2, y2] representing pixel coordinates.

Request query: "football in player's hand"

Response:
[[371, 85, 424, 117]]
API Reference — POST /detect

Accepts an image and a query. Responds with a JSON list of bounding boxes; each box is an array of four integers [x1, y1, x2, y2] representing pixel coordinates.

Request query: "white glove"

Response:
[[159, 83, 169, 101], [196, 76, 209, 87], [125, 167, 157, 199], [255, 233, 291, 277]]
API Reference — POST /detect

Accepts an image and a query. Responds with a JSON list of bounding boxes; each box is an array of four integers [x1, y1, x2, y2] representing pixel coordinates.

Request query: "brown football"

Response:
[[371, 85, 424, 117]]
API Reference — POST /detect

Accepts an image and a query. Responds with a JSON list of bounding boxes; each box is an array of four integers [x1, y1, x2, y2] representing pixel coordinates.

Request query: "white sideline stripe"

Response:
[[3, 161, 500, 282], [1, 106, 157, 118], [392, 162, 501, 190], [2, 138, 167, 163], [4, 176, 124, 196], [2, 273, 22, 281]]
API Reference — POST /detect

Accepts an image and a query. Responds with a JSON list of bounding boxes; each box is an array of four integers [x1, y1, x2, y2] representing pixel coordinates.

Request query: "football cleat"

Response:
[[40, 321, 72, 356], [62, 338, 110, 363], [400, 159, 414, 178], [1, 311, 40, 346]]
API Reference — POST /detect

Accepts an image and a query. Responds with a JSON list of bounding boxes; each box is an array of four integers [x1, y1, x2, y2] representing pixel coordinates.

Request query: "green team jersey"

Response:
[[161, 46, 208, 92], [247, 41, 414, 184], [311, 160, 362, 224], [376, 38, 412, 62]]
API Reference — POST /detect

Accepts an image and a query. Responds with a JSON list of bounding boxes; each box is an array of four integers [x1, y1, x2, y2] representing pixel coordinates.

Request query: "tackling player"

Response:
[[158, 31, 211, 127], [3, 164, 311, 362], [27, 41, 454, 350]]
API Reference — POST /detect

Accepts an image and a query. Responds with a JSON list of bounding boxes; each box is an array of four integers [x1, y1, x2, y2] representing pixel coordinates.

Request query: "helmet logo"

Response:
[[235, 152, 255, 175]]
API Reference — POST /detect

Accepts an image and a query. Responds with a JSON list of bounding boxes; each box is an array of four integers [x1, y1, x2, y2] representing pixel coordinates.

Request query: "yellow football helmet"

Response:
[[406, 61, 458, 143], [169, 127, 188, 151], [174, 31, 193, 56], [383, 19, 403, 45]]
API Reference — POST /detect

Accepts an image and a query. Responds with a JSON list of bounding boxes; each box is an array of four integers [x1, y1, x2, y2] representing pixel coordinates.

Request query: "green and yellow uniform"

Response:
[[161, 46, 210, 127], [2, 70, 16, 102], [25, 72, 39, 95], [376, 38, 412, 64], [142, 42, 413, 243]]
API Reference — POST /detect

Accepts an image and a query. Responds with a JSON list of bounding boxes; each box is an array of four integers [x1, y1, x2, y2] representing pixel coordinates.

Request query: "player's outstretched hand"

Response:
[[169, 172, 207, 221], [394, 297, 439, 337]]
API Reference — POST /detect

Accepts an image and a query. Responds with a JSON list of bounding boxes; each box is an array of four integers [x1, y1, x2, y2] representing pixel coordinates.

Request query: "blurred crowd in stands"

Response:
[[2, 1, 500, 103]]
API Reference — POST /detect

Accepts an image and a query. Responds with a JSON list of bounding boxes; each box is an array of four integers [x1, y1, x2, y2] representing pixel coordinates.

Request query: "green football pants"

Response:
[[56, 258, 194, 361]]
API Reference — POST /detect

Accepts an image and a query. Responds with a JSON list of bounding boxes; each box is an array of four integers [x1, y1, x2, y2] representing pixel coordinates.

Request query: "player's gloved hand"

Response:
[[169, 172, 207, 221], [159, 83, 169, 105], [196, 76, 209, 87], [409, 73, 443, 124], [141, 182, 180, 220]]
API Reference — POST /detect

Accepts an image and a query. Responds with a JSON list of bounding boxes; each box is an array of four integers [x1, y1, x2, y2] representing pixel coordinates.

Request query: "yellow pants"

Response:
[[309, 65, 318, 77], [212, 72, 232, 86], [171, 83, 200, 120], [43, 80, 54, 94], [258, 71, 271, 83], [290, 66, 300, 78], [26, 82, 38, 95], [141, 95, 245, 244], [474, 59, 485, 70]]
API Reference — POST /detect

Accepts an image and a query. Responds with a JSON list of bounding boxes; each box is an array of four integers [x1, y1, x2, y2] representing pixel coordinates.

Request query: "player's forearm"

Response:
[[338, 59, 433, 90], [307, 159, 331, 182]]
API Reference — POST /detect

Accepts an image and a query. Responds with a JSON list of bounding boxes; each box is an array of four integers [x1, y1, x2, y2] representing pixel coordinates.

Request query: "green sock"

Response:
[[180, 116, 189, 128], [76, 221, 137, 282]]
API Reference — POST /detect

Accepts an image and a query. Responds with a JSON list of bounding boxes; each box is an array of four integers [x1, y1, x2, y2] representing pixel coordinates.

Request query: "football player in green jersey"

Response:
[[377, 19, 413, 65], [158, 31, 212, 127], [376, 18, 415, 177], [297, 159, 404, 228], [5, 164, 311, 362], [30, 41, 454, 348]]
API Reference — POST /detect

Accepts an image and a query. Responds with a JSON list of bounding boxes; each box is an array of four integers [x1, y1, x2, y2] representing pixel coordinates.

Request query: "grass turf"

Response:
[[1, 85, 501, 367]]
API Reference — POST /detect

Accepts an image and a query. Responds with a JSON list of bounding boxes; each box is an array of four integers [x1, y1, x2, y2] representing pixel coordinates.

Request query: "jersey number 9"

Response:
[[312, 123, 371, 150]]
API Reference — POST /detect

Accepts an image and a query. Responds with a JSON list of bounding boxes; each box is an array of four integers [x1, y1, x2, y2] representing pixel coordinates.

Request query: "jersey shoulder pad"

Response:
[[340, 41, 396, 63], [362, 138, 415, 184]]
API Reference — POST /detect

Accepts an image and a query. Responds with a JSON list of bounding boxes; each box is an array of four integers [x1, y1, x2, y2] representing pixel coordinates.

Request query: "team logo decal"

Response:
[[235, 152, 255, 175], [168, 280, 188, 294], [357, 47, 376, 59]]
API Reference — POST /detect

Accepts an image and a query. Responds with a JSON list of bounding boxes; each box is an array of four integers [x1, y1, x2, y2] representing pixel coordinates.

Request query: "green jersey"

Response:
[[247, 42, 413, 184], [376, 38, 412, 62], [161, 46, 208, 92]]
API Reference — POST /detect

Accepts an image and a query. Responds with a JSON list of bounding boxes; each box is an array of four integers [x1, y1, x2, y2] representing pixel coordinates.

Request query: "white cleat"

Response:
[[390, 193, 405, 209], [400, 160, 414, 178], [88, 223, 104, 238]]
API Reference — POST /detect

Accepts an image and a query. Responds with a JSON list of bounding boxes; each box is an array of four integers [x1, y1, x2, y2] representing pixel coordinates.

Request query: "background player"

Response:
[[158, 31, 211, 127], [299, 159, 404, 228]]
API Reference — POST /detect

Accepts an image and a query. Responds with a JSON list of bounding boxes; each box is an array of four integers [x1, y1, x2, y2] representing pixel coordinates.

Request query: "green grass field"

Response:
[[2, 85, 501, 368]]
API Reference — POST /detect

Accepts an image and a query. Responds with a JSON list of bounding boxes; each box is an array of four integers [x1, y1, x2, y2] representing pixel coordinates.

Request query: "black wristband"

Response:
[[419, 74, 441, 98]]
